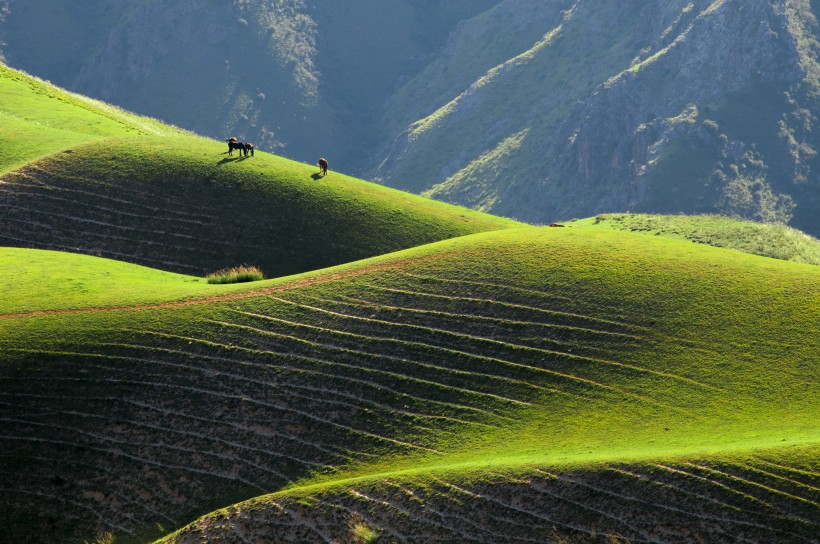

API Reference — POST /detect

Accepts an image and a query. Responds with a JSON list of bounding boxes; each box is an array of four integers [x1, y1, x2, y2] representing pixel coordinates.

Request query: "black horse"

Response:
[[226, 138, 254, 157], [317, 157, 328, 176]]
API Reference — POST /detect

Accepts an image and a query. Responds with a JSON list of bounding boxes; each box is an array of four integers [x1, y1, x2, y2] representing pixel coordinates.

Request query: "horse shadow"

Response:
[[311, 173, 324, 180], [218, 155, 250, 166]]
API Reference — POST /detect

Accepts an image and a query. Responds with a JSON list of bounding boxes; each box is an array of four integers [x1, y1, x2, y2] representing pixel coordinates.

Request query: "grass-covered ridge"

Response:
[[582, 213, 820, 265], [1, 226, 817, 543], [0, 64, 519, 280], [0, 64, 184, 175]]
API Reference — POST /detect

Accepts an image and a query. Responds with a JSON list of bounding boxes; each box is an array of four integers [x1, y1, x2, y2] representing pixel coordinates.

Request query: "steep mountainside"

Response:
[[373, 0, 820, 236], [3, 0, 820, 235]]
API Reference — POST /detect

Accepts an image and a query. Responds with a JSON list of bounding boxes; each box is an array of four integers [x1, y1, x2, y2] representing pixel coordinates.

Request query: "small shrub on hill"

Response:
[[206, 265, 264, 284], [348, 514, 380, 544]]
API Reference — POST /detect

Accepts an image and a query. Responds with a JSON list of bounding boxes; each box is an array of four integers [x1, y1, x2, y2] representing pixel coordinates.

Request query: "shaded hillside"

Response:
[[1, 227, 818, 543], [0, 137, 517, 277], [161, 446, 820, 543]]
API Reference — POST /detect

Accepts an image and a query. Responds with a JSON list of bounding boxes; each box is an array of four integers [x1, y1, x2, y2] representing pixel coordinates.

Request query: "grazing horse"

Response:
[[226, 137, 244, 156], [317, 157, 328, 176], [226, 138, 255, 157]]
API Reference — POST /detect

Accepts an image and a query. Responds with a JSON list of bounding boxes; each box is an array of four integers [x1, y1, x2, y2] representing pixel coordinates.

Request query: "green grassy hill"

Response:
[[0, 65, 519, 278], [1, 227, 818, 543], [0, 63, 818, 544]]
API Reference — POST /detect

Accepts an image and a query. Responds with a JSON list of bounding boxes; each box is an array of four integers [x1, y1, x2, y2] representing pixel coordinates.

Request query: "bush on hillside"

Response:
[[206, 265, 264, 284]]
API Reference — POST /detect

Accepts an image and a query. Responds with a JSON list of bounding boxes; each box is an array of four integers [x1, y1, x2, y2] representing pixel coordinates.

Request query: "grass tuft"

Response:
[[206, 265, 264, 284], [348, 514, 381, 544]]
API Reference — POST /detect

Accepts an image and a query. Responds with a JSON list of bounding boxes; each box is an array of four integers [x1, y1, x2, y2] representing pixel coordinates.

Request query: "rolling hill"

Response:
[[0, 63, 819, 544]]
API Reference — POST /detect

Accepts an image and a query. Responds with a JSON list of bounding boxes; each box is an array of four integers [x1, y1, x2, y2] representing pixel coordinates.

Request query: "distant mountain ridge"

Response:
[[3, 0, 820, 235]]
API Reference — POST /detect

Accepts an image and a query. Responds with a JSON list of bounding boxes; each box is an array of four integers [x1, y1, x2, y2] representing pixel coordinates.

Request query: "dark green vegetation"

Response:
[[1, 50, 819, 544], [3, 1, 820, 236]]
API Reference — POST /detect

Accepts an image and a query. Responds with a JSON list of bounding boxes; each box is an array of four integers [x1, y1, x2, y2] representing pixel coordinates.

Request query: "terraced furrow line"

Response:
[[0, 452, 179, 524], [426, 477, 560, 540], [80, 342, 470, 435], [120, 398, 358, 461], [242, 305, 690, 414], [272, 295, 720, 394], [93, 340, 493, 431], [368, 282, 650, 333], [400, 272, 650, 325], [4, 366, 443, 457], [0, 416, 282, 487], [0, 433, 261, 492], [739, 464, 820, 494], [12, 166, 225, 216], [603, 466, 748, 515], [0, 487, 136, 536], [683, 463, 820, 518], [0, 212, 216, 265], [753, 458, 820, 481], [276, 504, 336, 544], [210, 318, 537, 413], [0, 185, 218, 229], [229, 309, 604, 402], [387, 479, 551, 544], [447, 481, 608, 541], [349, 488, 486, 543], [537, 469, 800, 535], [292, 293, 641, 361], [321, 292, 644, 342], [1, 175, 216, 223], [653, 464, 785, 514], [14, 400, 327, 474], [129, 328, 524, 422], [529, 470, 654, 541], [319, 499, 409, 542], [0, 202, 227, 249], [0, 226, 201, 272]]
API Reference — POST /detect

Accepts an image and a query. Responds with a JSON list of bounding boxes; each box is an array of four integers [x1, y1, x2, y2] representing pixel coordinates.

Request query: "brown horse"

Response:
[[317, 158, 328, 176]]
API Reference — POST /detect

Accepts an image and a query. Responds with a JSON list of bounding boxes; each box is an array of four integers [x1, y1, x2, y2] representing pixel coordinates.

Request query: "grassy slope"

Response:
[[0, 64, 519, 280], [1, 227, 817, 543], [0, 64, 181, 174], [577, 213, 820, 265], [0, 60, 817, 543]]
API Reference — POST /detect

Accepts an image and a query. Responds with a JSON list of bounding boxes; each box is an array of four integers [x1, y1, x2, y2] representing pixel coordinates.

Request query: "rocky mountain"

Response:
[[3, 0, 820, 235]]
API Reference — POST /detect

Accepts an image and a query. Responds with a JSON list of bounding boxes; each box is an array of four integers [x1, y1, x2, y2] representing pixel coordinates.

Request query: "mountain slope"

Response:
[[373, 0, 820, 236]]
